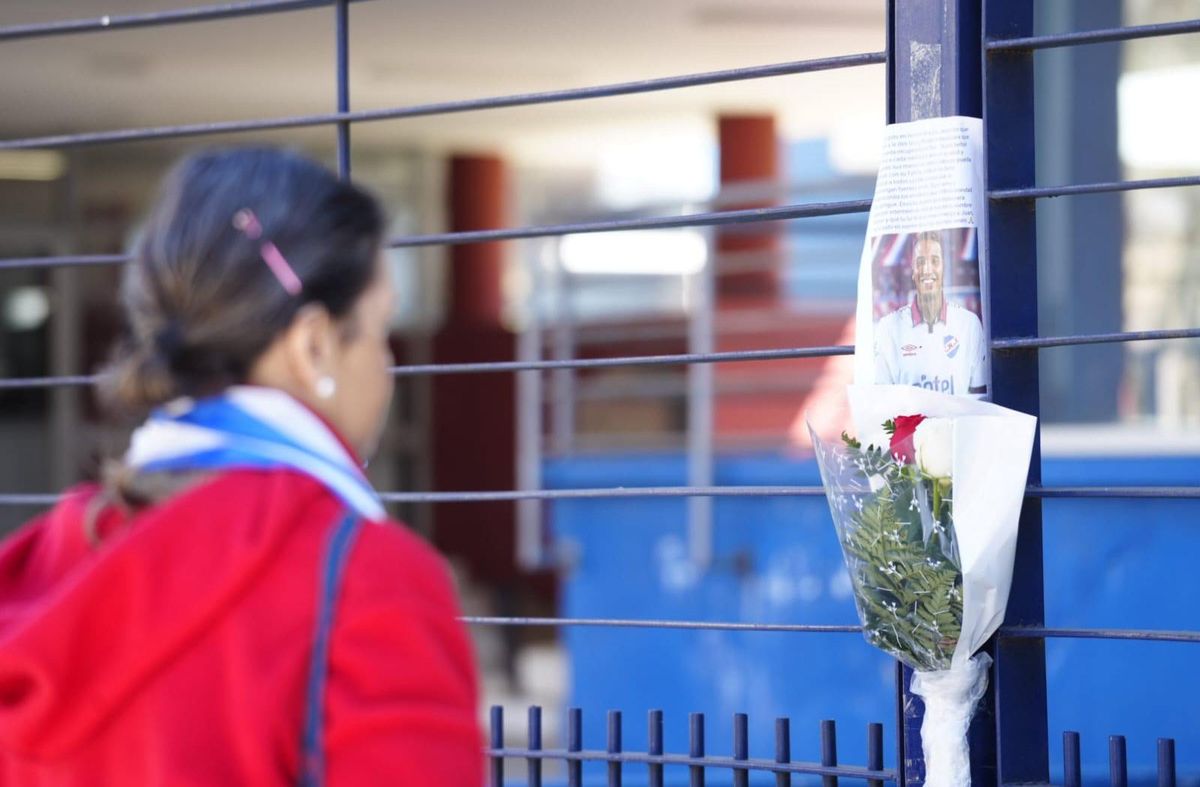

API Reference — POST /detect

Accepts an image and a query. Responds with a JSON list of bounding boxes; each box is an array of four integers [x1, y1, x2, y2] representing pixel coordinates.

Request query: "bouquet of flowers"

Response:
[[810, 385, 1036, 787]]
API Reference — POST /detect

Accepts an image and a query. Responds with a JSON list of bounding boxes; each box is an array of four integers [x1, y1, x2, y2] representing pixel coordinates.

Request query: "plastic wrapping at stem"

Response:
[[849, 384, 1035, 667], [910, 653, 992, 787]]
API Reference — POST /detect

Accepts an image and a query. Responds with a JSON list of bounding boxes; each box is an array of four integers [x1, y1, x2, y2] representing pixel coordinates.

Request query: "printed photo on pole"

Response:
[[869, 227, 987, 396], [853, 116, 991, 398]]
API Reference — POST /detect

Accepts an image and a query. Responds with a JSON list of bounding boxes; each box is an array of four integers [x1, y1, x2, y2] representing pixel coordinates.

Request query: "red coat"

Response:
[[0, 470, 483, 786]]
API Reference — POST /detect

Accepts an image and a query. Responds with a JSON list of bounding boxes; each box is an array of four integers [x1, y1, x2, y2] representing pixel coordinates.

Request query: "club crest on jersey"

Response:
[[901, 343, 919, 357], [943, 335, 960, 358]]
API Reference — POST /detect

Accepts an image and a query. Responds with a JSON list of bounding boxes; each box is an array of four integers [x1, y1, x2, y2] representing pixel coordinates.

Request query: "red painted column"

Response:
[[431, 154, 518, 584], [713, 114, 804, 440], [447, 155, 506, 327], [715, 114, 782, 306]]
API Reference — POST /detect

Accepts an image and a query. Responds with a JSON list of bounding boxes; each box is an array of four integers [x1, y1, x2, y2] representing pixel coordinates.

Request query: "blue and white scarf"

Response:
[[126, 386, 385, 521]]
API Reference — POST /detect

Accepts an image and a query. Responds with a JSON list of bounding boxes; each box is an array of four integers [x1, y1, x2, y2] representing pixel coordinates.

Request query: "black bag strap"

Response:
[[299, 510, 362, 787]]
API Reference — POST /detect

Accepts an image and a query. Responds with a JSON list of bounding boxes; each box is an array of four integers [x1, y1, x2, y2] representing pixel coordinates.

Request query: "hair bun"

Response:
[[154, 320, 187, 362], [100, 337, 180, 417]]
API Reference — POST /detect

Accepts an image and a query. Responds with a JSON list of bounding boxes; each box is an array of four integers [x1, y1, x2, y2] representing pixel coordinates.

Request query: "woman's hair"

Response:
[[101, 146, 385, 416]]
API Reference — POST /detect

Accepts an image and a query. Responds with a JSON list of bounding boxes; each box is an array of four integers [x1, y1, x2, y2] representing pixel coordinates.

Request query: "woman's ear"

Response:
[[281, 303, 339, 396]]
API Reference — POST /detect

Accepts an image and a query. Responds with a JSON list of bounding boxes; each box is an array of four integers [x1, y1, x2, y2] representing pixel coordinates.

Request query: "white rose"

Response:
[[913, 418, 954, 479]]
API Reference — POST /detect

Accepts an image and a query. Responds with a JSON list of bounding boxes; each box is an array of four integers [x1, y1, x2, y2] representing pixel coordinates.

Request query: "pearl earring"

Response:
[[316, 376, 337, 400]]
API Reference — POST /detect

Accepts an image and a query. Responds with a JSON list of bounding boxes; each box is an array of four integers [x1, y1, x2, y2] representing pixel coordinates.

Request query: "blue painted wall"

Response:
[[546, 452, 1200, 785]]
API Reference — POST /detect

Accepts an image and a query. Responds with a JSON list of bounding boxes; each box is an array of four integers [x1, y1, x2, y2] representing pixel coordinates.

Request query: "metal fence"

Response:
[[486, 707, 1184, 786], [489, 707, 892, 786], [0, 0, 1197, 784]]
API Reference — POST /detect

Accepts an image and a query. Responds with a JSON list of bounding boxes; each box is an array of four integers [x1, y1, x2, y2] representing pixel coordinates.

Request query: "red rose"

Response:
[[890, 414, 926, 464]]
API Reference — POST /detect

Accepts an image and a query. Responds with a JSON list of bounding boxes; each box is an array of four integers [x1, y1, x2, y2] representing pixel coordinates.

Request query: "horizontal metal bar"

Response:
[[0, 254, 129, 272], [1, 328, 1195, 390], [0, 0, 356, 42], [387, 199, 871, 247], [385, 485, 821, 502], [572, 373, 814, 403], [993, 327, 1200, 350], [1000, 627, 1200, 644], [388, 345, 853, 377], [463, 617, 861, 633], [986, 17, 1200, 52], [990, 175, 1200, 201], [386, 485, 1200, 502], [0, 494, 60, 506], [0, 198, 871, 270], [1032, 486, 1200, 499], [392, 326, 1197, 374], [0, 488, 823, 508], [0, 52, 885, 151], [3, 485, 1197, 507], [0, 374, 98, 390], [463, 617, 1200, 645], [484, 747, 895, 780]]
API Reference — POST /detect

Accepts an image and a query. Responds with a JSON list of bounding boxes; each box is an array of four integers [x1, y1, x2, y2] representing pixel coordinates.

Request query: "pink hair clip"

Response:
[[232, 208, 303, 296]]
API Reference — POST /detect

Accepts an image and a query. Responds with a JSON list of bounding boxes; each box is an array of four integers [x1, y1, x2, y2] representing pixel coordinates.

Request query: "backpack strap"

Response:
[[299, 510, 363, 787]]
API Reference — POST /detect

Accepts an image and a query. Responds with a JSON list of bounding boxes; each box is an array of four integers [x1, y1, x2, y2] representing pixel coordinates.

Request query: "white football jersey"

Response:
[[873, 297, 987, 396]]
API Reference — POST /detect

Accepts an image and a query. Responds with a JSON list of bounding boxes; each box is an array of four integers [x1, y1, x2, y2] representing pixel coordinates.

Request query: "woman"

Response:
[[0, 148, 483, 785]]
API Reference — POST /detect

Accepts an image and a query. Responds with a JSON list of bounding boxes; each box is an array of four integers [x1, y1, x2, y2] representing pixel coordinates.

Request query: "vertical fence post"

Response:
[[1063, 731, 1081, 787], [490, 705, 504, 787], [515, 252, 545, 569], [820, 719, 839, 787], [774, 717, 791, 787], [686, 230, 716, 570], [867, 722, 884, 787], [550, 262, 576, 455], [982, 0, 1050, 784], [888, 1, 998, 783], [1157, 738, 1176, 787], [1109, 736, 1128, 787], [607, 710, 622, 787], [648, 710, 664, 787], [893, 662, 908, 787], [49, 168, 82, 495], [689, 712, 706, 787], [333, 0, 350, 178], [732, 713, 749, 787], [567, 708, 582, 787], [527, 706, 542, 787]]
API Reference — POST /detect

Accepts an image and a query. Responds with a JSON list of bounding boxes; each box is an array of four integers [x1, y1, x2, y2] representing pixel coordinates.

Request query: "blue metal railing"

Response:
[[0, 0, 362, 42], [1, 327, 1198, 388], [486, 707, 1184, 786], [4, 483, 1199, 508], [0, 54, 885, 151], [487, 707, 894, 786]]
